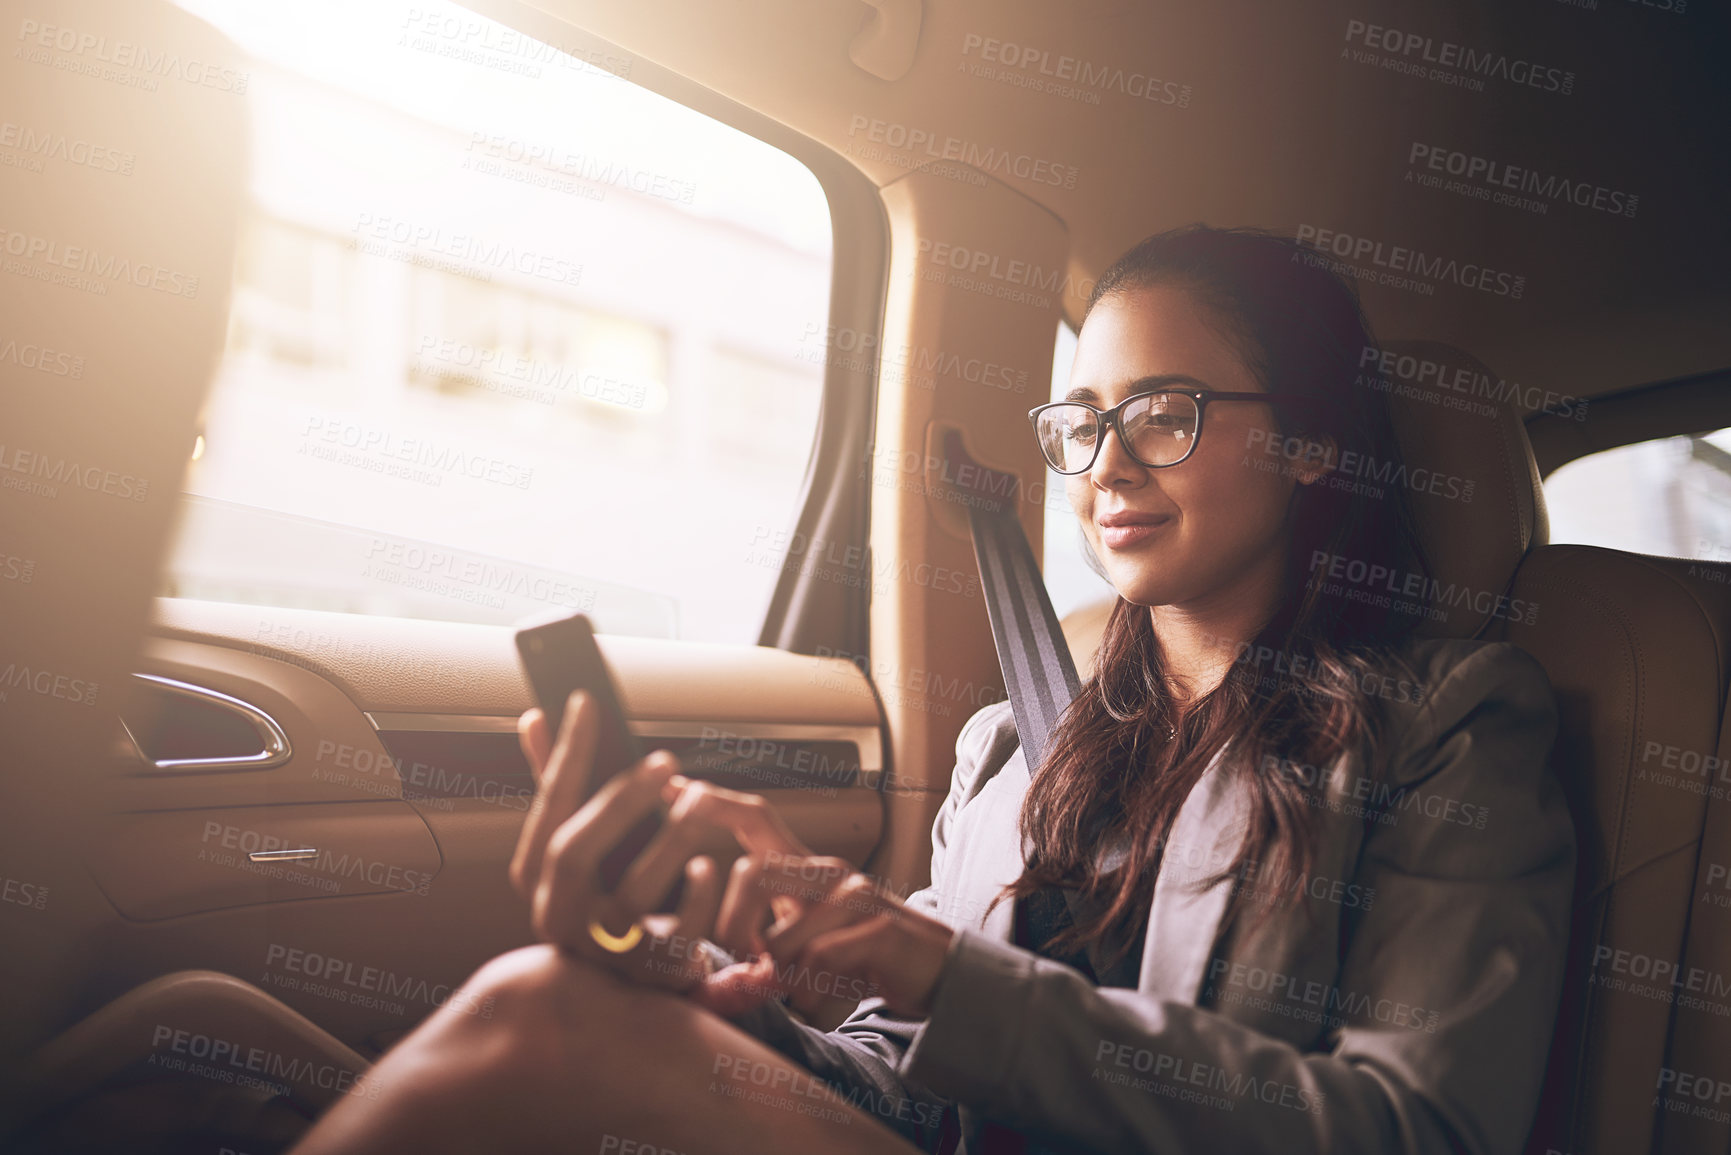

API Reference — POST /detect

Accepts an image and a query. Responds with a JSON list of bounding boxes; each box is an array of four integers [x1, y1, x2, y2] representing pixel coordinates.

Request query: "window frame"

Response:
[[1528, 365, 1731, 480]]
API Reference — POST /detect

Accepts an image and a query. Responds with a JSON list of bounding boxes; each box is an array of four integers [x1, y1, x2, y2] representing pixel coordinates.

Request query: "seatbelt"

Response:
[[938, 428, 1104, 981], [941, 429, 1082, 776]]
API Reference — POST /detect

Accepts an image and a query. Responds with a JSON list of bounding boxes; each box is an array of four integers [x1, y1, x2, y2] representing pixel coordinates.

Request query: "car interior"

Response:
[[2, 0, 1728, 1152]]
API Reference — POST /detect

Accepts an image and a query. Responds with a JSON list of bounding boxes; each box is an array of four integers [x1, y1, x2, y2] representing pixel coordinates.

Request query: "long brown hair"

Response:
[[995, 225, 1434, 963]]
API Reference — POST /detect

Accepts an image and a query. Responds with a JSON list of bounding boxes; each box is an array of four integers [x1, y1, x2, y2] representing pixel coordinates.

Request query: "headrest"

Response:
[[1373, 340, 1549, 639]]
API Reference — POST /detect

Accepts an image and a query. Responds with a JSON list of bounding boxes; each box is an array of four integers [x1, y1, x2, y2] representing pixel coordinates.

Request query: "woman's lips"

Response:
[[1099, 517, 1170, 549]]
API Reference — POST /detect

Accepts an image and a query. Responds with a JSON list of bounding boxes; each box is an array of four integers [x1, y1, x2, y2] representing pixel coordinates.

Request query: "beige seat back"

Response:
[[1385, 340, 1731, 1155]]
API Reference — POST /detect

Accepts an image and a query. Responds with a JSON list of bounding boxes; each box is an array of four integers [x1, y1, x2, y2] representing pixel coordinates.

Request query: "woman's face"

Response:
[[1064, 284, 1322, 613]]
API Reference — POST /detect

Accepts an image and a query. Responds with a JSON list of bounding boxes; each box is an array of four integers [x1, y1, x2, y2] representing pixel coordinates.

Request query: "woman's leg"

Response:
[[290, 945, 928, 1155]]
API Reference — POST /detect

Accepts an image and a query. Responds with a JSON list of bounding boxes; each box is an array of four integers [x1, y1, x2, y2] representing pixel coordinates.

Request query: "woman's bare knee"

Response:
[[421, 944, 636, 1078]]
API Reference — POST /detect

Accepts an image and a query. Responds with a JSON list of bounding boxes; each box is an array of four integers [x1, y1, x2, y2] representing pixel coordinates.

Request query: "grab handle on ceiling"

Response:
[[850, 0, 923, 81]]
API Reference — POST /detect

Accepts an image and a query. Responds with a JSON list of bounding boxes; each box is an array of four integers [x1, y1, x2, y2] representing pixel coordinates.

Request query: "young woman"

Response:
[[292, 226, 1576, 1155]]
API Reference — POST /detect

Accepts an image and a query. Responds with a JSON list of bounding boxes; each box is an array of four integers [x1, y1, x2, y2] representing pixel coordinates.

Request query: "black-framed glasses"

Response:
[[1027, 388, 1314, 474]]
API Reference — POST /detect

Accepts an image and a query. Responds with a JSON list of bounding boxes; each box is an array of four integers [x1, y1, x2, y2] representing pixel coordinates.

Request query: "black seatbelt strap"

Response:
[[941, 430, 1082, 776]]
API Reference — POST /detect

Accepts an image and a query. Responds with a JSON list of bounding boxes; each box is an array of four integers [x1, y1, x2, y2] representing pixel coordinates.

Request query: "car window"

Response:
[[1544, 429, 1731, 563], [164, 0, 833, 642]]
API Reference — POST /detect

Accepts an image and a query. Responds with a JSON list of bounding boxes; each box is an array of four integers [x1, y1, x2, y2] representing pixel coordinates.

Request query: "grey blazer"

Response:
[[727, 637, 1576, 1154]]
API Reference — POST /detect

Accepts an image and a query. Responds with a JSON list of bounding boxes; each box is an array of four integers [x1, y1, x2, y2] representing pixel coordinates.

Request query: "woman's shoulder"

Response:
[[1389, 635, 1555, 705], [947, 698, 1020, 796], [1375, 635, 1560, 778]]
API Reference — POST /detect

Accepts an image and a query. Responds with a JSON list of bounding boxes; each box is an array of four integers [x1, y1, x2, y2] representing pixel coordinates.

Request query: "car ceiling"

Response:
[[472, 0, 1731, 410]]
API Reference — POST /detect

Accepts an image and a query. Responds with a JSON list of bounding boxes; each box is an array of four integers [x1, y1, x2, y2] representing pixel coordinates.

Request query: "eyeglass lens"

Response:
[[1034, 392, 1199, 472]]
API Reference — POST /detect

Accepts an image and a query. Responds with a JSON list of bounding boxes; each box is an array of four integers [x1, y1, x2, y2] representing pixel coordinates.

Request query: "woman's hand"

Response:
[[646, 783, 955, 1022], [510, 691, 954, 1021], [719, 846, 956, 1021], [510, 691, 739, 1007]]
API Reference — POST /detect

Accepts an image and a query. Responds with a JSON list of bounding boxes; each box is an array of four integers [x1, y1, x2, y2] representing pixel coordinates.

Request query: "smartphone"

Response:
[[515, 611, 679, 905]]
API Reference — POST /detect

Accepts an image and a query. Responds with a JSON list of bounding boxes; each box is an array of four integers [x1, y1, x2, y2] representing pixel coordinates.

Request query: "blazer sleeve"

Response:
[[714, 699, 1016, 1148], [891, 642, 1577, 1155]]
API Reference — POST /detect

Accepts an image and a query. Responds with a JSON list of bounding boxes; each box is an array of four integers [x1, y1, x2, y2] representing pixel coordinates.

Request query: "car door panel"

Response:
[[82, 596, 888, 1055]]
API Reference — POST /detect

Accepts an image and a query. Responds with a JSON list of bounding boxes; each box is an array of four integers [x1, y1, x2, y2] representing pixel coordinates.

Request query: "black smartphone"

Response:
[[515, 610, 679, 906]]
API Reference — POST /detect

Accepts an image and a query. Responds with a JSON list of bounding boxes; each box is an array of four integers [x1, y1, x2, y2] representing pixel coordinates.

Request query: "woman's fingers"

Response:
[[763, 871, 888, 961], [673, 854, 724, 948], [508, 690, 598, 897], [608, 854, 726, 994], [532, 753, 678, 948], [608, 778, 797, 924], [517, 706, 552, 784], [689, 955, 782, 1018], [712, 851, 852, 957], [670, 777, 814, 858]]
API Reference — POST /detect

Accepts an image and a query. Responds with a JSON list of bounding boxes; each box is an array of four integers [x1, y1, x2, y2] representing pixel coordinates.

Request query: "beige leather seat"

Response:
[[1371, 341, 1731, 1155]]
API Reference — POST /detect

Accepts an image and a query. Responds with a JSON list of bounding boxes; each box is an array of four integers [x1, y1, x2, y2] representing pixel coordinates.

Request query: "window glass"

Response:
[[1043, 320, 1118, 620], [165, 0, 833, 642], [1544, 430, 1731, 563]]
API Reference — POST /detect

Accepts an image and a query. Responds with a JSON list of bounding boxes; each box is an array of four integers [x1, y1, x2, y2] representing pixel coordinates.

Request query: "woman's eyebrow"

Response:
[[1063, 373, 1209, 402]]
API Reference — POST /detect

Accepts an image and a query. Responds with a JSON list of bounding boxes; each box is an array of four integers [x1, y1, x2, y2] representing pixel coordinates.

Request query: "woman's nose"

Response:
[[1088, 418, 1145, 488]]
